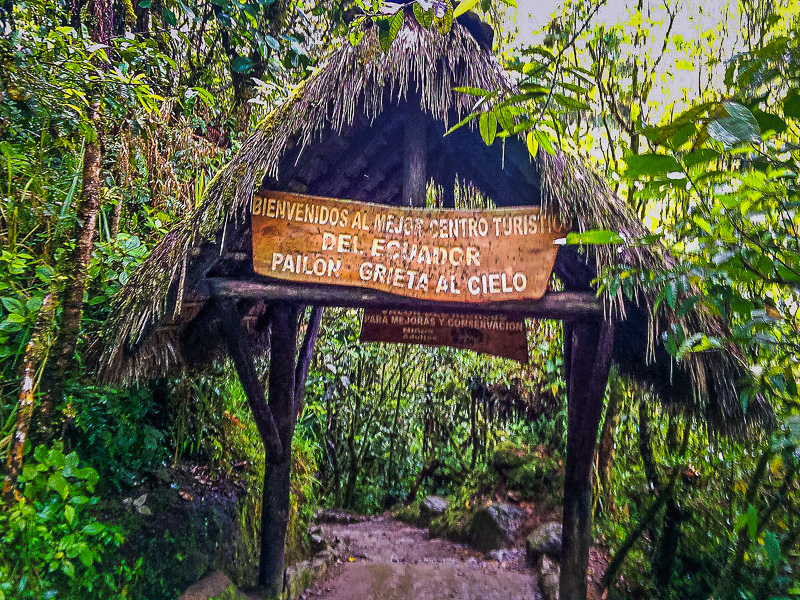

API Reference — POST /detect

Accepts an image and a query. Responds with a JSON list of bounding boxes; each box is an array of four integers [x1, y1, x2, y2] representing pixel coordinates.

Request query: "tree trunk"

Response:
[[594, 372, 622, 517], [2, 293, 55, 502], [653, 496, 682, 590], [638, 399, 660, 490], [56, 99, 102, 368], [40, 101, 102, 428]]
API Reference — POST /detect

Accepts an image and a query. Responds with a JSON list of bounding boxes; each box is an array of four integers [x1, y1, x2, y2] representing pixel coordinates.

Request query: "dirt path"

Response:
[[301, 516, 544, 600]]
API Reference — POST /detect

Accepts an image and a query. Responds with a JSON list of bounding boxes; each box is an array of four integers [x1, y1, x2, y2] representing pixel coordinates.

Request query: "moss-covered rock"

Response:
[[468, 503, 525, 552], [492, 441, 530, 471], [419, 496, 448, 524], [116, 472, 259, 600], [178, 571, 247, 600], [427, 496, 476, 543]]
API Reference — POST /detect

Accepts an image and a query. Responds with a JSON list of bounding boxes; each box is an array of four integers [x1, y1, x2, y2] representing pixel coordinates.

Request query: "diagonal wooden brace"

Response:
[[216, 298, 284, 463]]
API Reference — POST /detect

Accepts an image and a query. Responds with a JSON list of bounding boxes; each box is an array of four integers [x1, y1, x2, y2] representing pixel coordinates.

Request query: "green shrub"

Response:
[[492, 441, 562, 498], [393, 500, 422, 526], [0, 444, 140, 599]]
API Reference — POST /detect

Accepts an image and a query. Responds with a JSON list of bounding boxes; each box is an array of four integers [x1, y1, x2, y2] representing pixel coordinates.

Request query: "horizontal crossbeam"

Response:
[[200, 277, 602, 319]]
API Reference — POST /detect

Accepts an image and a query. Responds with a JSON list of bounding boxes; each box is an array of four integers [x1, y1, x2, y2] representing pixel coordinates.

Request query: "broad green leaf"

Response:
[[625, 153, 682, 178], [413, 4, 433, 28], [565, 230, 623, 245], [752, 109, 787, 135], [64, 504, 76, 526], [764, 531, 780, 566], [496, 106, 514, 132], [1, 297, 24, 314], [34, 444, 48, 463], [534, 130, 556, 155], [708, 101, 761, 145], [26, 296, 43, 312], [553, 93, 589, 111], [62, 560, 75, 579], [79, 548, 94, 568], [453, 86, 491, 97], [479, 112, 497, 146], [783, 91, 800, 119], [162, 8, 177, 26], [49, 474, 69, 499], [379, 30, 392, 53], [389, 9, 403, 40], [526, 131, 539, 158], [82, 523, 104, 535], [454, 0, 480, 18], [231, 56, 253, 73], [434, 5, 453, 34], [666, 282, 677, 309], [669, 123, 696, 149], [138, 0, 151, 7], [683, 148, 720, 169]]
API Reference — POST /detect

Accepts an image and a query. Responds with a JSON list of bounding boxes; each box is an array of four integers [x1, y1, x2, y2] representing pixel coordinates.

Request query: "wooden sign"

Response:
[[360, 309, 529, 362], [251, 191, 568, 303]]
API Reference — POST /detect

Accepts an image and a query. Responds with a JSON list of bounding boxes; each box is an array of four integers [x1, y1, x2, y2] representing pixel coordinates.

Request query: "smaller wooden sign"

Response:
[[360, 309, 529, 362]]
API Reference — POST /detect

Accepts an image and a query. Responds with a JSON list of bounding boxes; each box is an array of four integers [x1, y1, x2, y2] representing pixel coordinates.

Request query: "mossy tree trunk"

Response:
[[2, 293, 55, 501], [40, 99, 102, 431]]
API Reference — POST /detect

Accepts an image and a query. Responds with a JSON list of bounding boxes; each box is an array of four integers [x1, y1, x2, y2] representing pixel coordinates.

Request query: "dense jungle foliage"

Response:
[[1, 0, 800, 598]]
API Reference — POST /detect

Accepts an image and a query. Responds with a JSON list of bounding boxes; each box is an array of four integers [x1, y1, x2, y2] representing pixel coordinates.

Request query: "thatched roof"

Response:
[[95, 9, 773, 435]]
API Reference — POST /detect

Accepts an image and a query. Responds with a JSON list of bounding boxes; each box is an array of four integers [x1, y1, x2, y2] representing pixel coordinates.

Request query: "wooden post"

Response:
[[294, 306, 323, 416], [217, 299, 309, 597], [560, 318, 615, 600], [260, 303, 299, 596], [403, 107, 427, 207]]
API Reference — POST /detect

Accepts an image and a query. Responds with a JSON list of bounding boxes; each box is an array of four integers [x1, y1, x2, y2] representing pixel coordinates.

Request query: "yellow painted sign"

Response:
[[251, 191, 567, 303]]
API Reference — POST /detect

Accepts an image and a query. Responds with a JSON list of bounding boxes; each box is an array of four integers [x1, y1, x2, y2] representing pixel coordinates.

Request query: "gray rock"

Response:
[[537, 555, 560, 600], [526, 522, 562, 566], [419, 496, 449, 523], [309, 525, 327, 553], [487, 549, 512, 562], [469, 503, 525, 552]]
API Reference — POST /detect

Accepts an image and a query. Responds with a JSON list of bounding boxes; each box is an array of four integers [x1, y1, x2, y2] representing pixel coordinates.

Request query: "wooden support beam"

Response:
[[560, 318, 615, 600], [260, 303, 299, 595], [216, 298, 283, 462], [294, 306, 323, 416], [403, 107, 427, 207], [203, 278, 602, 319]]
